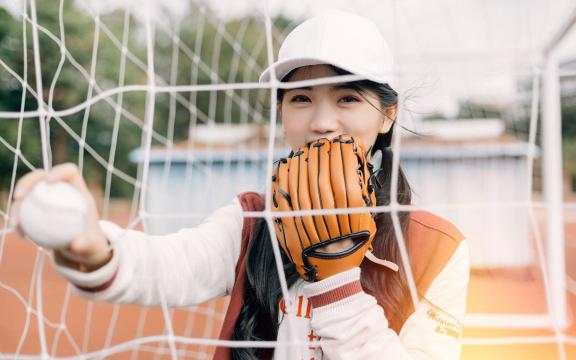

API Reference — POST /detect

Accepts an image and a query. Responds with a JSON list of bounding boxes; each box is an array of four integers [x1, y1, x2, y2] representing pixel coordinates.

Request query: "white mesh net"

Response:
[[1, 0, 576, 359]]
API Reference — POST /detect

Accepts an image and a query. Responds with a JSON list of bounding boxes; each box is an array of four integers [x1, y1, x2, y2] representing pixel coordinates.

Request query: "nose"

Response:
[[309, 102, 340, 137]]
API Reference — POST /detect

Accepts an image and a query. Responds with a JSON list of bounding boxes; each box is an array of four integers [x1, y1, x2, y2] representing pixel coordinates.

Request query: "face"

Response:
[[279, 65, 395, 152]]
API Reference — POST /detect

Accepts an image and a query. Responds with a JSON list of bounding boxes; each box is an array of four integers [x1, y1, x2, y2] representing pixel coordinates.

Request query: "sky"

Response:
[[1, 0, 575, 117]]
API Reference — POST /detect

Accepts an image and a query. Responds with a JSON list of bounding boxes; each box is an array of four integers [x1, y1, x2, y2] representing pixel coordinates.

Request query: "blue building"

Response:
[[131, 122, 535, 269]]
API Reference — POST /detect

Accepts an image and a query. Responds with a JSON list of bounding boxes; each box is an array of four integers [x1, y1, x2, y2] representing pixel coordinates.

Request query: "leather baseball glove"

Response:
[[271, 135, 377, 281]]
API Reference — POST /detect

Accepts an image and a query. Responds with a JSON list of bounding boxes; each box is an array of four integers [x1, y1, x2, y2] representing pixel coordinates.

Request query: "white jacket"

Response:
[[53, 197, 470, 359]]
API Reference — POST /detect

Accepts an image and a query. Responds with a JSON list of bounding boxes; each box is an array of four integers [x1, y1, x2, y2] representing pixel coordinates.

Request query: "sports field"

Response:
[[1, 199, 574, 359]]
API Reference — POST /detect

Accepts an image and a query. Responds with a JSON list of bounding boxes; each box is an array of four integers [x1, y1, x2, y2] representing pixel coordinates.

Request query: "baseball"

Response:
[[19, 181, 88, 249]]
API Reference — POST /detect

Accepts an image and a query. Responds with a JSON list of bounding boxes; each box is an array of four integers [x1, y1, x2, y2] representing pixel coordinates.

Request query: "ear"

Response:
[[379, 105, 397, 133]]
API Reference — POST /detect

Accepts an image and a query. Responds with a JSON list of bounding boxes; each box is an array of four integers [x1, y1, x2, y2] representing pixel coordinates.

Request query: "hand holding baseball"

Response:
[[10, 163, 112, 271]]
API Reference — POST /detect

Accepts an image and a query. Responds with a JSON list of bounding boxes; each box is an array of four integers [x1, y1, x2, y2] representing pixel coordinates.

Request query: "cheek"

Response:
[[359, 132, 379, 150], [281, 113, 309, 149], [341, 114, 382, 148]]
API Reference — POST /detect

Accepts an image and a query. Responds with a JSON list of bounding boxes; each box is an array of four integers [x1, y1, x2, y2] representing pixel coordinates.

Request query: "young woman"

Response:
[[11, 10, 469, 360]]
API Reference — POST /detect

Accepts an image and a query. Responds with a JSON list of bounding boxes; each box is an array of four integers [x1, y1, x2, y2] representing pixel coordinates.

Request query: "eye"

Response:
[[290, 95, 311, 103], [338, 95, 360, 103]]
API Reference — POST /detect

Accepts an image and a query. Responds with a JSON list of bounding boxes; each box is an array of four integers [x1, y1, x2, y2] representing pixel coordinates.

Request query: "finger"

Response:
[[13, 170, 46, 200], [45, 163, 89, 192], [56, 246, 86, 264], [67, 228, 110, 264], [68, 236, 102, 260], [68, 234, 93, 256], [8, 200, 23, 234]]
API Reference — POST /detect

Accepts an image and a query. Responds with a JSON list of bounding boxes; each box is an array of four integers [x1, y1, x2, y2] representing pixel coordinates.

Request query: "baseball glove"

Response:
[[271, 135, 377, 281]]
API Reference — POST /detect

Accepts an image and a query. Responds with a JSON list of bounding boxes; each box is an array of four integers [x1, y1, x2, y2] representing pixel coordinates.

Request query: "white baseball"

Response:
[[19, 181, 88, 249]]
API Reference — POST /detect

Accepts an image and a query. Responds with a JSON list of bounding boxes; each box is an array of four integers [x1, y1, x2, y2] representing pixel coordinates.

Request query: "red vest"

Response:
[[213, 192, 464, 359]]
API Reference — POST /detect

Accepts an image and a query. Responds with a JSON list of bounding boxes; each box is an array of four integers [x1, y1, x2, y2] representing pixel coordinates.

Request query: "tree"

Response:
[[0, 4, 293, 198], [561, 102, 576, 191], [456, 99, 503, 119]]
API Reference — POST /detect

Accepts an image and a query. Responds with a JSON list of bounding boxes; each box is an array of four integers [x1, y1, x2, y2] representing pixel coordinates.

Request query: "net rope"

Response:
[[0, 0, 575, 358]]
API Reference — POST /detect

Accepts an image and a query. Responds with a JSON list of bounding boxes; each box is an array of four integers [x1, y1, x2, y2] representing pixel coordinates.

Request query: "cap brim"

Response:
[[259, 57, 392, 86], [259, 58, 327, 82]]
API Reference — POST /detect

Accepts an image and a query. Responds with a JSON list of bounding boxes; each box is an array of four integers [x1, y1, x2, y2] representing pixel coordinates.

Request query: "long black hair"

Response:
[[232, 65, 412, 360]]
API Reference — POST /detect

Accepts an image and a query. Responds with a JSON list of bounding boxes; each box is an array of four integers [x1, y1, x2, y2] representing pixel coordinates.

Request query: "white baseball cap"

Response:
[[259, 10, 394, 86]]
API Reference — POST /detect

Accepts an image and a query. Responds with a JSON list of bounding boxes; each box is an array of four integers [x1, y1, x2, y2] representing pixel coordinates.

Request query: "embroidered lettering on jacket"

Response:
[[278, 296, 323, 359], [427, 309, 461, 338], [279, 295, 312, 319]]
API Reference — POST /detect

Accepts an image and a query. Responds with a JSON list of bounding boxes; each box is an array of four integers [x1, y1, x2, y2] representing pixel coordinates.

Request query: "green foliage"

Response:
[[561, 102, 576, 138], [421, 112, 448, 121], [456, 100, 503, 119], [0, 3, 290, 197], [562, 103, 576, 191]]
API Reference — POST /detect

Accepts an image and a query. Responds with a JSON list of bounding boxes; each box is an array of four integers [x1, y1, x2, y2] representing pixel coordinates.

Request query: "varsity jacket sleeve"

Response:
[[302, 239, 470, 360], [51, 197, 244, 307]]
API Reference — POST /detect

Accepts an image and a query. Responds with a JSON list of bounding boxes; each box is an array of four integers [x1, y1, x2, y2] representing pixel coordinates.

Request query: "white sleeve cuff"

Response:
[[51, 220, 122, 289], [303, 267, 361, 297], [302, 268, 365, 310]]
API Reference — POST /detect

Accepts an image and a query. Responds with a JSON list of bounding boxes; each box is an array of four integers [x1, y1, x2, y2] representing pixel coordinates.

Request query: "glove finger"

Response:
[[346, 137, 371, 232], [272, 157, 300, 264], [295, 146, 321, 246], [355, 141, 371, 202], [352, 138, 377, 235], [357, 143, 376, 233], [314, 138, 341, 239], [307, 139, 331, 241], [271, 159, 289, 261], [288, 151, 313, 249], [330, 136, 352, 234], [354, 141, 377, 234]]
